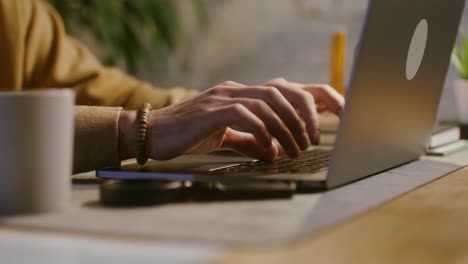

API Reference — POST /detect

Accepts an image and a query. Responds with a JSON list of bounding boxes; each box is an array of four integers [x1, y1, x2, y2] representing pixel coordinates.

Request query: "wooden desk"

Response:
[[217, 166, 468, 264]]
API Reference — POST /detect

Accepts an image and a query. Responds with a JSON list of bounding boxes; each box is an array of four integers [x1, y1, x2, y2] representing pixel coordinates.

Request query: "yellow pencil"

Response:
[[330, 29, 347, 95]]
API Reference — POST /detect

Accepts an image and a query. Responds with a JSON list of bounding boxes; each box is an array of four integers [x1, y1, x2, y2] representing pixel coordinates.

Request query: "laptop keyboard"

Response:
[[214, 149, 331, 174]]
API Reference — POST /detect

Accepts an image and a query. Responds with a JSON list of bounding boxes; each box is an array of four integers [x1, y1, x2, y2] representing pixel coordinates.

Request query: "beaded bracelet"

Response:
[[136, 103, 152, 165]]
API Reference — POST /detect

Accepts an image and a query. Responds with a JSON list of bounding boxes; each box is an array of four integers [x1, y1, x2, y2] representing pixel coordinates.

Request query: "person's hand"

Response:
[[119, 78, 344, 162]]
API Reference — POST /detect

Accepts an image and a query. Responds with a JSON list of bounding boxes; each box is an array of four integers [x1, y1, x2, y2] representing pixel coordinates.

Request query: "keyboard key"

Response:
[[214, 149, 331, 174]]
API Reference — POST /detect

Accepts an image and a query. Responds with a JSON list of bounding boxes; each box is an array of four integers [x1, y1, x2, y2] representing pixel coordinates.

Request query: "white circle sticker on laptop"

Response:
[[406, 19, 429, 81]]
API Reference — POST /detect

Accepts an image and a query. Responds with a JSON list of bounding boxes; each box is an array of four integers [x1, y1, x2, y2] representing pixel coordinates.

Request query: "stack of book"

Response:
[[426, 123, 468, 156], [318, 114, 468, 156], [319, 113, 339, 145]]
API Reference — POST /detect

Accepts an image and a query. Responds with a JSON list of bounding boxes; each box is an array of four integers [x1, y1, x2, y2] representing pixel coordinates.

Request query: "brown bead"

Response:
[[135, 103, 152, 166]]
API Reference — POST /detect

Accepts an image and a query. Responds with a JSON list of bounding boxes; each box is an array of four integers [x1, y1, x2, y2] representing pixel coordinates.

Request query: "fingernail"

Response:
[[264, 136, 273, 147], [314, 131, 320, 145], [301, 133, 310, 150], [293, 148, 301, 158]]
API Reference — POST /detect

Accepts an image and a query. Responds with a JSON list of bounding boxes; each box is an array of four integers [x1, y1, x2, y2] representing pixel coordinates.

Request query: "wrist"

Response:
[[118, 110, 138, 160]]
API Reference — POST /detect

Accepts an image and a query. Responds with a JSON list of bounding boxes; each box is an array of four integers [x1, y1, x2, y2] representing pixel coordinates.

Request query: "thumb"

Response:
[[221, 129, 279, 161]]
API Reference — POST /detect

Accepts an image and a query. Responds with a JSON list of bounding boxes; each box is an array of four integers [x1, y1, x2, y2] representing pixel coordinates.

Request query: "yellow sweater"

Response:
[[0, 0, 197, 173]]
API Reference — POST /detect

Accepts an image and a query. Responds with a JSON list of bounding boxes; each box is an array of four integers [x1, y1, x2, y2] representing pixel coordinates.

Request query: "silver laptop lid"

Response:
[[326, 0, 465, 188]]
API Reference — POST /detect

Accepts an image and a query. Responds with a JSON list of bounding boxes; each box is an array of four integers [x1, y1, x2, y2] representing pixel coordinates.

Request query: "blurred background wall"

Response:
[[51, 0, 468, 121], [157, 0, 365, 89]]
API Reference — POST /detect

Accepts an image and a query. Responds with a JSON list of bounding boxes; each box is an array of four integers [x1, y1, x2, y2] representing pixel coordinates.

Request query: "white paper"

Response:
[[0, 230, 221, 264]]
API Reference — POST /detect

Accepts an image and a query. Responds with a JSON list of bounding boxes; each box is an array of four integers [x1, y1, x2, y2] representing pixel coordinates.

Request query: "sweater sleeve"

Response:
[[73, 106, 123, 174], [0, 0, 199, 173], [18, 0, 198, 109]]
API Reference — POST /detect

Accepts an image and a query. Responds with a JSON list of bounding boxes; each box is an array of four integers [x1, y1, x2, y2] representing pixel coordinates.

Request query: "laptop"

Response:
[[97, 0, 466, 191]]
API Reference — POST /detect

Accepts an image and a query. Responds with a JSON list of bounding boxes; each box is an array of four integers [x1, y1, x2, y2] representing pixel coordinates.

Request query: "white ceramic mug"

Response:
[[0, 90, 74, 215]]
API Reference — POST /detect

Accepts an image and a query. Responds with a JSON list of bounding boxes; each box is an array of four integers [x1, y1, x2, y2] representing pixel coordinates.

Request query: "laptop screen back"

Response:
[[326, 0, 465, 188]]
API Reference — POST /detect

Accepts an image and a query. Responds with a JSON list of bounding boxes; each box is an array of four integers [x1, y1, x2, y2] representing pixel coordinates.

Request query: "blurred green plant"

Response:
[[452, 30, 468, 80], [47, 0, 208, 74]]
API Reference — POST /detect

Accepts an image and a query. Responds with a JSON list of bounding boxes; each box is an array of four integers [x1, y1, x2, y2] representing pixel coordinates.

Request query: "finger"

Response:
[[227, 86, 310, 150], [202, 81, 247, 98], [222, 97, 301, 158], [212, 103, 272, 148], [265, 79, 320, 145], [221, 129, 279, 161], [221, 81, 247, 88], [203, 81, 246, 97], [299, 84, 345, 116], [316, 102, 328, 113]]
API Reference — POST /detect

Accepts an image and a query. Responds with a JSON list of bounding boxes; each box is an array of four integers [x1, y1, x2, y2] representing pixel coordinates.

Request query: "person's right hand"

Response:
[[119, 79, 344, 162]]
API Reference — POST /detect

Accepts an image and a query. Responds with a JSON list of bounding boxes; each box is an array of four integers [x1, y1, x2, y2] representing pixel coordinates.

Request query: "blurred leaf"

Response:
[[461, 31, 468, 69], [453, 30, 468, 79], [452, 47, 468, 79], [47, 0, 208, 74], [193, 0, 210, 28]]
